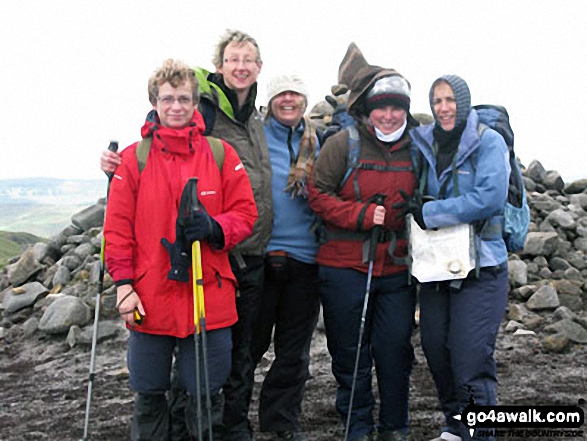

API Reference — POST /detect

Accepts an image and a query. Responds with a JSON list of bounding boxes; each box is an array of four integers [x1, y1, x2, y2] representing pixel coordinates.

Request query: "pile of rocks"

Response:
[[1, 159, 587, 353]]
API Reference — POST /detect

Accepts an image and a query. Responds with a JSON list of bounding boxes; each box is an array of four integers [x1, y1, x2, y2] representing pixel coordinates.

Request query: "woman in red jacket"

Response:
[[308, 44, 417, 441], [104, 58, 257, 440]]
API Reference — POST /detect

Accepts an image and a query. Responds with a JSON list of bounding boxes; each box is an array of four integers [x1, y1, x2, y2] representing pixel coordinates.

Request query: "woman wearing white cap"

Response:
[[308, 43, 417, 441], [249, 74, 321, 441]]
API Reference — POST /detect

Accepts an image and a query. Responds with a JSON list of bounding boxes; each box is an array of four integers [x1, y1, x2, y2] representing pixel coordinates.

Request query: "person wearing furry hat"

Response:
[[307, 43, 418, 441], [405, 75, 510, 441]]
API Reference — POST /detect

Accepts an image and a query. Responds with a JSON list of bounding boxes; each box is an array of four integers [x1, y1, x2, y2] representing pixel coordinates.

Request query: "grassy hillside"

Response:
[[0, 231, 44, 268], [0, 203, 88, 238]]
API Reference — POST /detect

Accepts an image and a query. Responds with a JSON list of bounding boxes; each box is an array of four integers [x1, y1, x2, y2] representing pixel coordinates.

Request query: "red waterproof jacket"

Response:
[[307, 122, 416, 277], [104, 110, 257, 337]]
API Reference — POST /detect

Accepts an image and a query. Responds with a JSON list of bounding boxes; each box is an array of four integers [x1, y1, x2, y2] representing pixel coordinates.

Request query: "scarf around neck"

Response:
[[284, 116, 318, 199]]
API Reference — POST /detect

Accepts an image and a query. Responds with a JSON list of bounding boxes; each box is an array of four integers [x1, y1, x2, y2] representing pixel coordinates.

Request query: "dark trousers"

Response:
[[419, 263, 508, 441], [223, 254, 265, 435], [319, 267, 415, 440], [251, 255, 321, 432], [127, 328, 232, 440]]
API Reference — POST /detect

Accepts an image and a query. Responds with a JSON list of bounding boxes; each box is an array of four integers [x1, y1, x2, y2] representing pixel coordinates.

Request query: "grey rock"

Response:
[[542, 170, 564, 191], [526, 160, 546, 184], [549, 256, 572, 272], [38, 295, 91, 334], [507, 303, 542, 328], [553, 306, 577, 321], [564, 267, 582, 280], [551, 279, 582, 296], [539, 267, 553, 279], [545, 209, 576, 229], [73, 242, 97, 261], [66, 325, 81, 348], [66, 234, 90, 245], [32, 242, 49, 262], [558, 293, 583, 311], [564, 179, 587, 194], [512, 285, 536, 301], [62, 224, 84, 237], [574, 237, 587, 254], [58, 255, 82, 271], [77, 320, 123, 346], [528, 192, 562, 213], [71, 201, 105, 231], [526, 284, 560, 310], [522, 232, 559, 256], [505, 320, 525, 332], [22, 316, 39, 337], [7, 249, 45, 287], [2, 282, 49, 314], [52, 266, 71, 287], [544, 318, 587, 343], [542, 333, 569, 352], [507, 259, 527, 287]]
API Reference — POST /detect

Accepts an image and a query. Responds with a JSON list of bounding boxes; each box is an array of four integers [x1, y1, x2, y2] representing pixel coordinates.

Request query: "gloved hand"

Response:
[[161, 218, 190, 282], [184, 209, 225, 249], [393, 189, 427, 230]]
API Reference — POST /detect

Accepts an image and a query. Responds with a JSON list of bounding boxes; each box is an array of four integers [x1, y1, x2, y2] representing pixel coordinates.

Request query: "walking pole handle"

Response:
[[369, 194, 385, 262], [105, 141, 119, 180]]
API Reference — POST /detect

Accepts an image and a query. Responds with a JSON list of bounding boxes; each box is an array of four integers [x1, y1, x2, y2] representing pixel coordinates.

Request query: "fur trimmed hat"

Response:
[[336, 42, 411, 118]]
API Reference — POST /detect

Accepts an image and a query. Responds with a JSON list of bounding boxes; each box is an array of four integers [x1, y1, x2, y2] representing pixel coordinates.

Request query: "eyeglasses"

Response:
[[223, 57, 257, 67], [157, 95, 193, 106]]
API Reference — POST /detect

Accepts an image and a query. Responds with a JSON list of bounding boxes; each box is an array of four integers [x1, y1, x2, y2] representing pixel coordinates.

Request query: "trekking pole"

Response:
[[81, 141, 118, 441], [344, 194, 384, 441], [188, 178, 213, 441]]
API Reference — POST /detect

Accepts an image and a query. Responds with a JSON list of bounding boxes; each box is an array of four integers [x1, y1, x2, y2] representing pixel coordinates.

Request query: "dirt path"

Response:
[[0, 323, 585, 440]]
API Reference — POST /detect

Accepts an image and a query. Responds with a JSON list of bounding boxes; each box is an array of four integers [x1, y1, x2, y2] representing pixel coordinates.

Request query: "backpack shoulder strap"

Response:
[[205, 136, 225, 173], [136, 135, 224, 174], [136, 137, 152, 173], [339, 125, 360, 188]]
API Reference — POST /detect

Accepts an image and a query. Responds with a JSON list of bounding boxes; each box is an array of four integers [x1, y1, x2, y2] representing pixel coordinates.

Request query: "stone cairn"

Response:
[[1, 160, 587, 353]]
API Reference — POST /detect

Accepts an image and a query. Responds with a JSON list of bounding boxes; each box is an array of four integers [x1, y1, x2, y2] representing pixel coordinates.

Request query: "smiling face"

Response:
[[368, 105, 407, 135], [432, 81, 457, 131], [270, 91, 306, 127], [153, 81, 196, 129], [218, 41, 262, 96]]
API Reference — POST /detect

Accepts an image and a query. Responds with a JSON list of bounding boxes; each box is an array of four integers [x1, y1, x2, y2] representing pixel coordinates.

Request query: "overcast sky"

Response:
[[1, 0, 586, 182]]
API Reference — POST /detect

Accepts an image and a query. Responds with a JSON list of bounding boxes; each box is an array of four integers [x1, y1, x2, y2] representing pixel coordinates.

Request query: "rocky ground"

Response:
[[2, 160, 587, 440], [0, 317, 585, 441]]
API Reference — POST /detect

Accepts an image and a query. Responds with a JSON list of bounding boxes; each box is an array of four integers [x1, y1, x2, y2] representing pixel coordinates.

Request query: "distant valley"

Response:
[[0, 178, 106, 237]]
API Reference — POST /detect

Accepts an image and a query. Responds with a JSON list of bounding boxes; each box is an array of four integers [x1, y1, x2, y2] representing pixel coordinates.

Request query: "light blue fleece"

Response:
[[410, 110, 511, 267], [264, 117, 319, 264]]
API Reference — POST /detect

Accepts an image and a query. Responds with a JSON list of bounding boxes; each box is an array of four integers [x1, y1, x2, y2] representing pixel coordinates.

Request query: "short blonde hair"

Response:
[[212, 29, 261, 69], [148, 59, 199, 105]]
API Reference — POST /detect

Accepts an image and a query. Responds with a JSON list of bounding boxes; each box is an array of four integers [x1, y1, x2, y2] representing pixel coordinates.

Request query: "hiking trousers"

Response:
[[252, 255, 321, 433], [223, 254, 265, 437], [127, 328, 232, 440], [419, 262, 508, 441], [319, 267, 415, 440]]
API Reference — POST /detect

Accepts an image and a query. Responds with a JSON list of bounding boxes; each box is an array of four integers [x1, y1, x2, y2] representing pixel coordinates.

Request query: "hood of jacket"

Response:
[[139, 109, 206, 155]]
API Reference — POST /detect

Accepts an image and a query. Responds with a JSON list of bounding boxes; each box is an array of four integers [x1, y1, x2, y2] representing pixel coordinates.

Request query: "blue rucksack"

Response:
[[474, 104, 530, 252]]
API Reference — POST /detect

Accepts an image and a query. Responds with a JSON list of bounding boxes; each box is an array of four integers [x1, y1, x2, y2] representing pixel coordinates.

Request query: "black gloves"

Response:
[[394, 189, 428, 230], [161, 193, 225, 282], [184, 209, 225, 249], [161, 218, 190, 282]]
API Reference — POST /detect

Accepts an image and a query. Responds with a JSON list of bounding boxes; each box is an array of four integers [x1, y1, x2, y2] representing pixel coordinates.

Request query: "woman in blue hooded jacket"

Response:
[[406, 75, 510, 441]]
